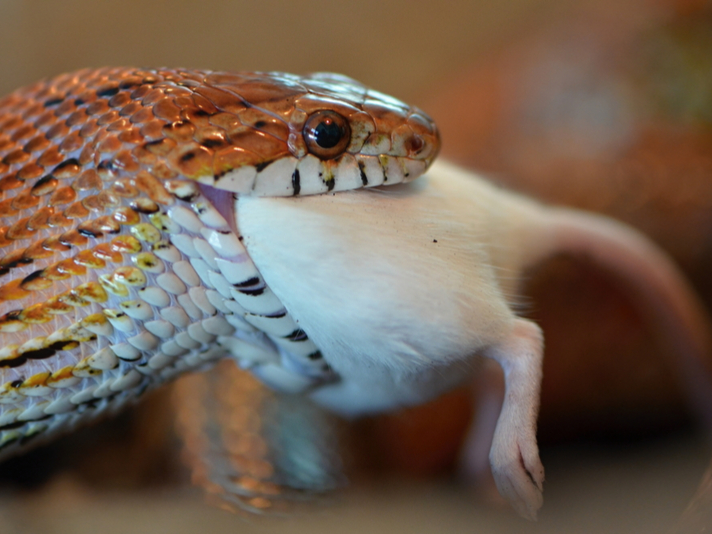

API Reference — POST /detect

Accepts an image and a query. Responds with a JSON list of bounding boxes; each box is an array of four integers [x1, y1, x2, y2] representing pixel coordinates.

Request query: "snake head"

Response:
[[196, 71, 440, 195]]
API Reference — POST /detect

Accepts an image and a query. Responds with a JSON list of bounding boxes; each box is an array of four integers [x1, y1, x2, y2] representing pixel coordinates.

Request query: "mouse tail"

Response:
[[519, 206, 712, 429]]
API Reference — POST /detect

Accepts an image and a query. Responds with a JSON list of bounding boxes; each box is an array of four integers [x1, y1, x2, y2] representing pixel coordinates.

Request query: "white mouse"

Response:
[[235, 159, 712, 519]]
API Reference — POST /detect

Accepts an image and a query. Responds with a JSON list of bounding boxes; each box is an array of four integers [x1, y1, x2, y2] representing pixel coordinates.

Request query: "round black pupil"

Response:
[[313, 119, 343, 149]]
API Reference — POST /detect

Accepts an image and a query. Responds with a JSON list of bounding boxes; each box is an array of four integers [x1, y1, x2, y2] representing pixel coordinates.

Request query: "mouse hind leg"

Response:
[[476, 318, 545, 520]]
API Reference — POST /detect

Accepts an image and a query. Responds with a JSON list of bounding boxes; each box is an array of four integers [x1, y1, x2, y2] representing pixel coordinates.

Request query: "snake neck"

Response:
[[0, 177, 334, 458]]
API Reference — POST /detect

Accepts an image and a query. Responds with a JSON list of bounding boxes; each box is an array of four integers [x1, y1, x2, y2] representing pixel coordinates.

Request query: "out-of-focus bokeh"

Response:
[[0, 0, 565, 105], [2, 0, 712, 532]]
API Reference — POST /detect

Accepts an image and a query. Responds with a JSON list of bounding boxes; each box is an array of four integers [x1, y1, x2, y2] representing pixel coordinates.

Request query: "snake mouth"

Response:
[[201, 153, 428, 197]]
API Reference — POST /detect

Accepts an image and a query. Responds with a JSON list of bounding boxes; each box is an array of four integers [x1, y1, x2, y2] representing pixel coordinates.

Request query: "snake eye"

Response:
[[303, 110, 351, 159]]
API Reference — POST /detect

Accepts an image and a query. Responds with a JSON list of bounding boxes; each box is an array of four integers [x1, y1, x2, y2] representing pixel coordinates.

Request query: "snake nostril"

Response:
[[405, 134, 424, 155]]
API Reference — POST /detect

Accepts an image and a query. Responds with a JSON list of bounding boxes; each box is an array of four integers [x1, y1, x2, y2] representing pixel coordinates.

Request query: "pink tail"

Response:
[[528, 207, 712, 428]]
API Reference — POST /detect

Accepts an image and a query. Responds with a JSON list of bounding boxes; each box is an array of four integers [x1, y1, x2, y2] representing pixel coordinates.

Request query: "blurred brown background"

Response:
[[2, 0, 712, 532], [0, 0, 566, 101]]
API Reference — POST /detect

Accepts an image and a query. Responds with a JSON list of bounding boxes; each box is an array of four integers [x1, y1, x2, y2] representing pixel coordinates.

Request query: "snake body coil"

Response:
[[0, 67, 439, 458]]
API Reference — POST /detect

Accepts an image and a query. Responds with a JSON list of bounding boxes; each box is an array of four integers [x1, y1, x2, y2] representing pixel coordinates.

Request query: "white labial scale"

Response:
[[356, 154, 385, 187], [244, 313, 299, 337], [177, 293, 203, 320], [200, 228, 244, 258], [156, 272, 187, 295], [213, 165, 257, 194], [403, 159, 426, 182], [170, 234, 199, 258], [139, 286, 171, 307], [110, 343, 141, 361], [380, 155, 404, 185], [193, 238, 219, 269], [160, 306, 191, 328], [188, 286, 216, 315], [189, 258, 215, 288], [214, 257, 260, 286], [332, 154, 363, 192], [230, 286, 284, 315], [169, 206, 204, 233], [296, 155, 329, 195], [172, 260, 201, 287], [253, 158, 298, 196]]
